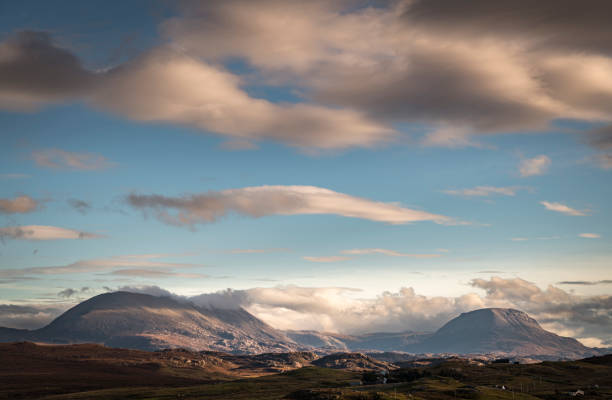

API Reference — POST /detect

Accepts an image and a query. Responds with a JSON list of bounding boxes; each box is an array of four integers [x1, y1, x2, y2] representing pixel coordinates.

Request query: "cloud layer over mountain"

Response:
[[121, 276, 612, 347]]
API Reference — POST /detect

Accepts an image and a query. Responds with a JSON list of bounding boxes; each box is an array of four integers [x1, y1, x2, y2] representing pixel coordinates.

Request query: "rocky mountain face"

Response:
[[410, 308, 591, 357], [0, 292, 298, 354], [0, 293, 598, 358]]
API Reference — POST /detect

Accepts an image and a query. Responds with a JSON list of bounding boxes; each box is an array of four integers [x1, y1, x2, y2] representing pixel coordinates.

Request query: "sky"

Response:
[[0, 0, 611, 347]]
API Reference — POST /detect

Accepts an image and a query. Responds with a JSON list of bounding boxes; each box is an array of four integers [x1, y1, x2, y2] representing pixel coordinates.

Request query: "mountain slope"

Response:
[[412, 308, 590, 357], [23, 292, 297, 353]]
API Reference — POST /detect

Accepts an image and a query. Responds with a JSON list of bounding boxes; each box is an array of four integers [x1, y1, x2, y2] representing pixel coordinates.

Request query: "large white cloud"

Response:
[[126, 185, 455, 226]]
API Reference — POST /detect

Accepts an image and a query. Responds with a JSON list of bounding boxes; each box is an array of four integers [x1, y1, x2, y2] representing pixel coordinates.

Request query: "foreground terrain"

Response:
[[1, 342, 611, 399]]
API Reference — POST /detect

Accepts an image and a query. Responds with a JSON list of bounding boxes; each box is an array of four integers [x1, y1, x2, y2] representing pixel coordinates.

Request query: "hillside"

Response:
[[3, 292, 297, 353], [413, 308, 590, 357]]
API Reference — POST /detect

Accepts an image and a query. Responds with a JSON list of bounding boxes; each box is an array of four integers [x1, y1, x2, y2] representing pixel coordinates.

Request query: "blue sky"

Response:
[[1, 0, 611, 345]]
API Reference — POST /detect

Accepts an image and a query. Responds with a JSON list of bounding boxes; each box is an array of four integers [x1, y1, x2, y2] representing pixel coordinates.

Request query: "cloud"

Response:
[[67, 199, 92, 215], [596, 153, 612, 170], [557, 280, 612, 286], [340, 248, 441, 258], [0, 195, 38, 214], [540, 201, 587, 216], [0, 254, 197, 279], [228, 248, 289, 254], [109, 269, 207, 279], [0, 173, 30, 180], [0, 304, 65, 329], [443, 186, 521, 197], [32, 149, 115, 170], [303, 256, 351, 263], [519, 155, 551, 177], [5, 0, 612, 149], [126, 185, 455, 227], [0, 225, 101, 241], [57, 286, 92, 298], [119, 277, 612, 345], [93, 49, 394, 150], [57, 288, 77, 298], [579, 233, 601, 239], [0, 31, 94, 110], [163, 1, 612, 147], [511, 236, 560, 241]]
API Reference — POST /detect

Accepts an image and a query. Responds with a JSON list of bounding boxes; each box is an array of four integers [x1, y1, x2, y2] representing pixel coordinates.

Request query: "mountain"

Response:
[[1, 291, 297, 353], [412, 308, 590, 357], [0, 294, 598, 358], [287, 308, 595, 358]]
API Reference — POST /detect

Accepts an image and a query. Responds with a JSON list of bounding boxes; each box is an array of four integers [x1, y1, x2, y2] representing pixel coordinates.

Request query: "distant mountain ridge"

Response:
[[0, 292, 599, 358]]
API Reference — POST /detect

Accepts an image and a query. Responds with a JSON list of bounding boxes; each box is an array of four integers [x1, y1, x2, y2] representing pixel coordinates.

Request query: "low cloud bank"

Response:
[[121, 277, 612, 347]]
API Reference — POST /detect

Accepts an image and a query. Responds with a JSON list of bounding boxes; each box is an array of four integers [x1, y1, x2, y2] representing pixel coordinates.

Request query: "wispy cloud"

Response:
[[443, 186, 522, 197], [32, 148, 115, 170], [341, 248, 441, 258], [109, 269, 207, 279], [520, 155, 551, 177], [511, 236, 560, 241], [303, 256, 351, 263], [579, 233, 600, 238], [0, 225, 101, 241], [0, 254, 199, 279], [228, 248, 289, 254], [127, 185, 456, 227], [0, 173, 30, 180], [540, 201, 587, 216], [67, 198, 92, 215], [557, 280, 612, 286], [0, 195, 38, 214]]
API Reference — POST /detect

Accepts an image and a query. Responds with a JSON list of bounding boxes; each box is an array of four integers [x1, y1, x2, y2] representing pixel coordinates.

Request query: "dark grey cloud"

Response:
[[68, 199, 92, 215], [57, 288, 77, 298], [404, 0, 612, 54], [558, 280, 612, 286], [585, 124, 612, 150], [0, 31, 94, 110]]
